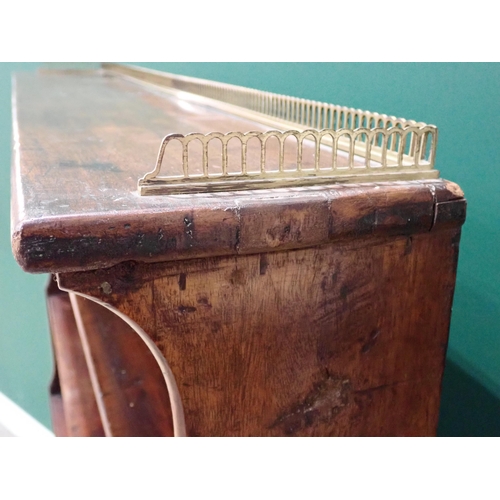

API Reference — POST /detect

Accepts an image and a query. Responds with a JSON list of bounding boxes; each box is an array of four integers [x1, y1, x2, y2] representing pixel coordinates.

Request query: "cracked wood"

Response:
[[59, 226, 463, 436]]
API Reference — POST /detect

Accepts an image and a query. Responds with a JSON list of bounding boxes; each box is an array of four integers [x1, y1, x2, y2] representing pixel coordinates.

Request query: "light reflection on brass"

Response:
[[103, 64, 439, 196]]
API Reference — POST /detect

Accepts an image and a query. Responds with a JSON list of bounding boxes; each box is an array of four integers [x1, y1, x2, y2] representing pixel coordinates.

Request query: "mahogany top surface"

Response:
[[12, 69, 278, 220], [11, 69, 466, 273]]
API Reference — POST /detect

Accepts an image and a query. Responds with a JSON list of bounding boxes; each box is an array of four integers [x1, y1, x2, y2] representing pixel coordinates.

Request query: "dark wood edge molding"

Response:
[[13, 179, 466, 274]]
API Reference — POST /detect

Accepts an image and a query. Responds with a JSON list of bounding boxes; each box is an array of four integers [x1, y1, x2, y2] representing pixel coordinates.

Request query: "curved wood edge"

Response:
[[46, 280, 105, 437], [69, 293, 113, 436], [57, 285, 186, 437], [13, 179, 465, 274], [58, 227, 462, 436], [68, 294, 176, 436]]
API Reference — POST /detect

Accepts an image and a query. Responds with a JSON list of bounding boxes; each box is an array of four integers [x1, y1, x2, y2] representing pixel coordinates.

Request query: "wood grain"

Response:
[[13, 179, 460, 274], [15, 68, 467, 437], [11, 70, 462, 274], [59, 226, 462, 436], [46, 282, 105, 437], [11, 69, 363, 226], [70, 295, 174, 437]]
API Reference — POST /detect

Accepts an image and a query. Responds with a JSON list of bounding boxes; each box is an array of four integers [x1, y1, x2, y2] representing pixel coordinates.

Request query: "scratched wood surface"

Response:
[[13, 67, 467, 437], [11, 69, 462, 275], [11, 68, 361, 219], [11, 69, 355, 271], [12, 174, 463, 274], [59, 224, 462, 436]]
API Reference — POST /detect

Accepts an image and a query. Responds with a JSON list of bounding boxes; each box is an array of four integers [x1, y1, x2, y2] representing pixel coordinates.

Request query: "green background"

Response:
[[1, 63, 498, 435]]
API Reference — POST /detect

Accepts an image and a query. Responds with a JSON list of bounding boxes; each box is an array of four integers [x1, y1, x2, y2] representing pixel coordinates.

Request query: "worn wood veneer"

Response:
[[58, 225, 462, 436], [12, 67, 466, 436], [11, 70, 460, 275]]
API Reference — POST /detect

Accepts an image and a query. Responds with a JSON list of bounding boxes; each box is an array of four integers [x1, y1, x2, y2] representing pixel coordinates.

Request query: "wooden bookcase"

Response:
[[11, 64, 466, 436]]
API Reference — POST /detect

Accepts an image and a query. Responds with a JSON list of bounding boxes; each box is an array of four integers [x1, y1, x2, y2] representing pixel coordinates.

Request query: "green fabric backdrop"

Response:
[[1, 62, 498, 435]]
